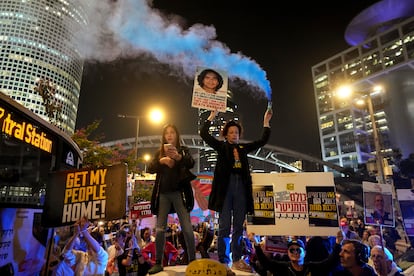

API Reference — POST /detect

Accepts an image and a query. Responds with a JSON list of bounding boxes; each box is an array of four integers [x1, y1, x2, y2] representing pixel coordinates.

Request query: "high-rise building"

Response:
[[198, 90, 240, 172], [312, 0, 414, 175], [0, 0, 87, 134]]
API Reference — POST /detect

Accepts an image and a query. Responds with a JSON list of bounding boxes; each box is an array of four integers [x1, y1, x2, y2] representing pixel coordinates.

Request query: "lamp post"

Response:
[[118, 114, 141, 160], [336, 85, 385, 183], [118, 108, 164, 161], [365, 95, 385, 184]]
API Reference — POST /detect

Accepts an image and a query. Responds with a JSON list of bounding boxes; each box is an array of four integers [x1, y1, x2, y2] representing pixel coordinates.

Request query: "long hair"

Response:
[[158, 124, 181, 158], [197, 68, 224, 91]]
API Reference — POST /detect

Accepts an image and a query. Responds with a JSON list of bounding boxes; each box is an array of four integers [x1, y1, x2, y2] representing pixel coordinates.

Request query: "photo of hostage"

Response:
[[197, 68, 224, 94], [365, 193, 393, 226], [52, 216, 108, 276]]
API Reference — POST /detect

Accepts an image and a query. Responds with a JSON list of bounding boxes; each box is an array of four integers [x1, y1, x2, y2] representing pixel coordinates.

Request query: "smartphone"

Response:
[[164, 143, 173, 151]]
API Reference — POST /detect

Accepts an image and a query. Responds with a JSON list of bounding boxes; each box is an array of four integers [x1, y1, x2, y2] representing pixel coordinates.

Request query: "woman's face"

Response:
[[225, 126, 240, 144], [202, 72, 219, 92], [164, 126, 177, 145]]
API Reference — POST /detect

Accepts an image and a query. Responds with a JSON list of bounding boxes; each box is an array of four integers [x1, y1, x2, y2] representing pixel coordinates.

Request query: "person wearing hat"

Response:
[[252, 236, 343, 276]]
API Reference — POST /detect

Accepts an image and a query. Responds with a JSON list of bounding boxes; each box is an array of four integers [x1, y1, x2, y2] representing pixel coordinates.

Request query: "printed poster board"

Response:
[[396, 189, 414, 236], [191, 67, 228, 112], [42, 163, 127, 227], [0, 208, 49, 275], [363, 181, 394, 227], [247, 172, 339, 236]]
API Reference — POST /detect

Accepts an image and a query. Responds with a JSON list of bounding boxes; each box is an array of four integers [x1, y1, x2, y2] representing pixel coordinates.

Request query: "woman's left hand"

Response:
[[160, 157, 175, 168]]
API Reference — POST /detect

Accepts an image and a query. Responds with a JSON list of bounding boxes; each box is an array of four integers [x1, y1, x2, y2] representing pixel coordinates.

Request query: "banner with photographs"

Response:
[[363, 181, 394, 227], [396, 189, 414, 236], [191, 67, 228, 112], [248, 185, 275, 225], [247, 172, 338, 236], [42, 163, 128, 227]]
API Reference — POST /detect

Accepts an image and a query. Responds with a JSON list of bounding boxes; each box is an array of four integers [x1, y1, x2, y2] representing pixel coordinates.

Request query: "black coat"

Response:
[[200, 119, 271, 213], [148, 146, 195, 215], [254, 243, 342, 276]]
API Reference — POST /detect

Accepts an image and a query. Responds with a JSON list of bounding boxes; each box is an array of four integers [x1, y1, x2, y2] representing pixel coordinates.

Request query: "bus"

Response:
[[0, 91, 82, 207], [0, 91, 82, 275]]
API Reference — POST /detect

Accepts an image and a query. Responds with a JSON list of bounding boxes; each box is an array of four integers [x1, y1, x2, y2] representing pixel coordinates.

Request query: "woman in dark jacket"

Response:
[[147, 124, 196, 274], [200, 108, 272, 272]]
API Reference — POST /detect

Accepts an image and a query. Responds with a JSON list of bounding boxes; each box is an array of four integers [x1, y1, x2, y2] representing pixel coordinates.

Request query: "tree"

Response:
[[34, 78, 62, 125], [72, 120, 139, 170]]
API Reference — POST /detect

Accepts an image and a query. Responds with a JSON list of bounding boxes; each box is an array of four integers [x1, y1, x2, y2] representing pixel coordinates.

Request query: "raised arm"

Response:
[[263, 108, 272, 128], [200, 110, 222, 149]]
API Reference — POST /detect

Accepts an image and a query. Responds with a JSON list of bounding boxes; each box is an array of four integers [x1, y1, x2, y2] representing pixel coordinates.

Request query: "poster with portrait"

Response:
[[363, 181, 394, 227], [191, 67, 228, 112], [396, 189, 414, 236], [247, 172, 338, 236], [248, 185, 275, 225]]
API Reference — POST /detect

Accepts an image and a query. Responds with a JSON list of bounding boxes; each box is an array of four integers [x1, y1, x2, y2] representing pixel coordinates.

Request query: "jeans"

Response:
[[218, 174, 246, 264], [155, 191, 195, 264]]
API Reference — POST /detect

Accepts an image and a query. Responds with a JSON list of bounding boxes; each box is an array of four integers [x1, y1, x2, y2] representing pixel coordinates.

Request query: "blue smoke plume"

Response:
[[80, 0, 271, 99]]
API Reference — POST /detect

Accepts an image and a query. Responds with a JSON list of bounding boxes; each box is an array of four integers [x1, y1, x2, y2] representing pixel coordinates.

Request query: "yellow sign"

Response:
[[0, 107, 53, 153], [186, 259, 227, 275]]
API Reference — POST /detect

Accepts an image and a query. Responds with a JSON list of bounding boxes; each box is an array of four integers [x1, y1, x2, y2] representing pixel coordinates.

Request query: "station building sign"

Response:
[[0, 106, 53, 153]]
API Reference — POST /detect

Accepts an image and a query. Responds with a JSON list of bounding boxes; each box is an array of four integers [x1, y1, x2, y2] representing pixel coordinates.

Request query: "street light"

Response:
[[143, 154, 151, 173], [336, 85, 385, 183], [118, 108, 164, 160]]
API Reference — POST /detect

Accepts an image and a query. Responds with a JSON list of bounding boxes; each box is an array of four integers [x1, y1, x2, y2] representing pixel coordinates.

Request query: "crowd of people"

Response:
[[47, 106, 411, 276], [48, 215, 408, 276]]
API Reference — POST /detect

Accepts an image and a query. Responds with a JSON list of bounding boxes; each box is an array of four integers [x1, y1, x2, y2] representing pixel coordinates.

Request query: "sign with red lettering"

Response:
[[130, 201, 152, 219], [191, 67, 228, 112]]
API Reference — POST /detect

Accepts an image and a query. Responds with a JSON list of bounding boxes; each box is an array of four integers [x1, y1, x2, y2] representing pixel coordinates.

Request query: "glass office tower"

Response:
[[312, 1, 414, 174], [0, 0, 87, 134], [198, 90, 240, 172]]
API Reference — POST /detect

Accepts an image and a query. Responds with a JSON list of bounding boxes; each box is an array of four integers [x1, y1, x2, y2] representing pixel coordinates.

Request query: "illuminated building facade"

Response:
[[313, 1, 414, 174], [0, 0, 87, 134], [198, 90, 241, 172]]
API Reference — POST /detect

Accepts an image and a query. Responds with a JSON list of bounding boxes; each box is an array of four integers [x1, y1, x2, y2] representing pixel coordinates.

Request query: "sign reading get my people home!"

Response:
[[42, 163, 127, 227]]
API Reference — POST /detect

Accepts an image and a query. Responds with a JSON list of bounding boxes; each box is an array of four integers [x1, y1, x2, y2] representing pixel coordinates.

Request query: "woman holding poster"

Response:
[[200, 108, 272, 274]]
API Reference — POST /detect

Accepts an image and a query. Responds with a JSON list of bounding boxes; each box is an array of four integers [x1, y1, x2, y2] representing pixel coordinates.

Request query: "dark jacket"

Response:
[[254, 243, 342, 276], [200, 119, 271, 213], [332, 263, 377, 276], [148, 146, 195, 215]]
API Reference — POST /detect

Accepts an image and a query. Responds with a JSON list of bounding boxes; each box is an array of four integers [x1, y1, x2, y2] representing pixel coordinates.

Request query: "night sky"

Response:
[[76, 0, 380, 158]]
